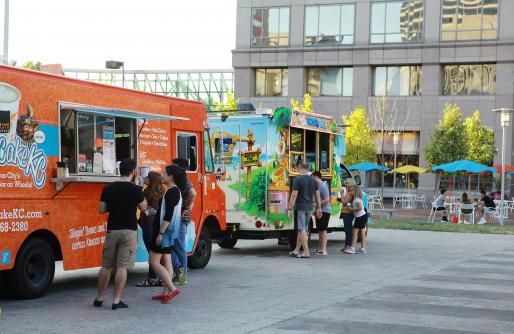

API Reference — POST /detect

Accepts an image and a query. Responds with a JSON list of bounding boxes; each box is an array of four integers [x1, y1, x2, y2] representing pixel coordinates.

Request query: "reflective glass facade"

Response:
[[252, 7, 290, 47], [442, 64, 496, 95], [307, 68, 353, 96], [373, 66, 422, 96], [304, 4, 355, 46], [255, 68, 288, 96], [441, 0, 498, 41], [371, 1, 424, 43]]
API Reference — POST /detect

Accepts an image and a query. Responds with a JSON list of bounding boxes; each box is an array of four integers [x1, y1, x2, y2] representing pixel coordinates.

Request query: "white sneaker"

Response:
[[358, 248, 367, 254], [477, 218, 486, 225], [343, 247, 355, 254]]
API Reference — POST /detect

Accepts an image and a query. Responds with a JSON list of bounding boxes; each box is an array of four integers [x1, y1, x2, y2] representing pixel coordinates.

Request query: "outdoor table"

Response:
[[402, 193, 416, 209]]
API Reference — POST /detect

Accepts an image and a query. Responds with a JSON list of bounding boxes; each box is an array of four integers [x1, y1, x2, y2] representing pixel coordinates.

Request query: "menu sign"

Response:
[[291, 110, 332, 133], [290, 128, 304, 152]]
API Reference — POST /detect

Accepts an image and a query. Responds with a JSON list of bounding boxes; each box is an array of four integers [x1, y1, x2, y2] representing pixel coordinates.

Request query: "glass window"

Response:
[[373, 66, 422, 96], [255, 68, 288, 96], [177, 133, 198, 172], [442, 64, 496, 95], [203, 130, 214, 173], [60, 109, 76, 174], [304, 4, 355, 46], [441, 0, 497, 41], [251, 7, 290, 47], [307, 67, 353, 97], [370, 1, 424, 44]]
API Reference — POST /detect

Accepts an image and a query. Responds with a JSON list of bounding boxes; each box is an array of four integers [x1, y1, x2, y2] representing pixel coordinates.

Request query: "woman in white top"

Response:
[[346, 185, 368, 254]]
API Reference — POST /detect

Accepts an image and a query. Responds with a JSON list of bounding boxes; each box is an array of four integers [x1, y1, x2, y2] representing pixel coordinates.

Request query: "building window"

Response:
[[442, 64, 496, 96], [304, 4, 355, 46], [441, 0, 498, 41], [307, 68, 353, 96], [255, 68, 288, 96], [370, 1, 424, 43], [373, 66, 422, 96], [251, 7, 290, 47]]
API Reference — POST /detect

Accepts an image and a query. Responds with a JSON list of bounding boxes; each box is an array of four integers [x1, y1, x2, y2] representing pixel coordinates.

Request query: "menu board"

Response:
[[290, 128, 304, 152], [102, 123, 116, 174]]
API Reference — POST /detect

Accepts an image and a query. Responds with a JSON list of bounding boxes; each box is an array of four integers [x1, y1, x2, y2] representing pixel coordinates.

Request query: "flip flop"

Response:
[[136, 279, 158, 287], [289, 251, 300, 257]]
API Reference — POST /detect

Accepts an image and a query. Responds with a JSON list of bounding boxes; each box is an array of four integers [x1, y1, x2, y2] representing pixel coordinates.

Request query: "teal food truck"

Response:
[[208, 108, 358, 248]]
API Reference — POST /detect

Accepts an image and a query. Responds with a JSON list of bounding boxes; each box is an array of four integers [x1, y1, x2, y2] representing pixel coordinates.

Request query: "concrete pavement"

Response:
[[1, 229, 514, 333]]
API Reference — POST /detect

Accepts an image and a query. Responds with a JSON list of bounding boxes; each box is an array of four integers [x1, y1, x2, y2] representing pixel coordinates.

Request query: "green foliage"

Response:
[[272, 107, 292, 133], [213, 91, 239, 112], [425, 104, 468, 165], [342, 106, 377, 166], [465, 111, 496, 165], [21, 60, 41, 71]]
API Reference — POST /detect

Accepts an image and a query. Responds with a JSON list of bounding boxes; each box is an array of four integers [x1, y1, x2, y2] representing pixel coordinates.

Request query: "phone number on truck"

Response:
[[0, 221, 29, 233]]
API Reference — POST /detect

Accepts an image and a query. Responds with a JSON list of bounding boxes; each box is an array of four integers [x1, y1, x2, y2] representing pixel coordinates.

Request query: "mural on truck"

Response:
[[209, 108, 347, 231]]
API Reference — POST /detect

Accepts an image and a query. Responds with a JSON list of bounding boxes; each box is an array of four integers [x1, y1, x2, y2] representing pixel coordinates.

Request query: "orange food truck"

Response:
[[0, 66, 226, 298]]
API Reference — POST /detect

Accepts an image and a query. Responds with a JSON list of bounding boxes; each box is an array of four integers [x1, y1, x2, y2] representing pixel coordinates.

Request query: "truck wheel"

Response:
[[8, 238, 55, 299], [217, 236, 237, 249], [288, 230, 297, 250], [188, 227, 212, 269]]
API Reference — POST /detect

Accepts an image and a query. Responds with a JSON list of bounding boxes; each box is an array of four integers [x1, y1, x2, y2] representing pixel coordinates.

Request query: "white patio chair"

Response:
[[415, 194, 427, 209], [428, 201, 447, 223], [458, 204, 475, 224]]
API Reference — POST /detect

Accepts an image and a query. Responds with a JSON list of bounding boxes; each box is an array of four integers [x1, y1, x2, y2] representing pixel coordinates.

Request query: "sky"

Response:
[[1, 0, 236, 70]]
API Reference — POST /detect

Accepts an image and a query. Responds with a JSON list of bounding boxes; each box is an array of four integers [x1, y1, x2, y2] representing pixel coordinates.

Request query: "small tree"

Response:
[[21, 60, 42, 71], [425, 103, 468, 166], [465, 111, 496, 165], [342, 106, 377, 166], [213, 91, 239, 111]]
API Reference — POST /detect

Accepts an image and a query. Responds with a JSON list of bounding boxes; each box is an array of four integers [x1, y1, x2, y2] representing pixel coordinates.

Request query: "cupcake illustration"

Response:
[[17, 104, 39, 143]]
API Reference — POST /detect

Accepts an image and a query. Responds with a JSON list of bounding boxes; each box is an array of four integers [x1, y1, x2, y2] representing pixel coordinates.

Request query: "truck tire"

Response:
[[188, 227, 212, 269], [217, 236, 237, 249], [7, 238, 55, 299]]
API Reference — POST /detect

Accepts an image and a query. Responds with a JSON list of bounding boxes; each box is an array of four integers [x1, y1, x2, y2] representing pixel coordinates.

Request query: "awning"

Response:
[[73, 107, 189, 121]]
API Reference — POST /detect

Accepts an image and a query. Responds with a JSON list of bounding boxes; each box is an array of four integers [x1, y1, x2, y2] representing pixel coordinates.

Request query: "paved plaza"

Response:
[[2, 229, 514, 334]]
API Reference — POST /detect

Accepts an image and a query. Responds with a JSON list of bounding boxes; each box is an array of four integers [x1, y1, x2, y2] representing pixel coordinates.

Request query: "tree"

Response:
[[290, 93, 313, 112], [213, 90, 239, 111], [342, 106, 377, 166], [21, 60, 42, 71], [465, 111, 496, 165], [425, 103, 468, 166]]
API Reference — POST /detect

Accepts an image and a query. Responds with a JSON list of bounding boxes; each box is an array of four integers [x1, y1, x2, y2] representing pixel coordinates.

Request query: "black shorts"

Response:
[[353, 214, 368, 229], [317, 212, 330, 231]]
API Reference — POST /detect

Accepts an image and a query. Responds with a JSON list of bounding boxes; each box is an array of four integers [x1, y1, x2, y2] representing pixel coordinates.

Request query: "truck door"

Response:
[[175, 132, 201, 225]]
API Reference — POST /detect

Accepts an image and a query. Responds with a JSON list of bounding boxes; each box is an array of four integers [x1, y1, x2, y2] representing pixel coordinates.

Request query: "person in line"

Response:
[[312, 171, 331, 256], [433, 189, 449, 223], [136, 171, 164, 287], [148, 165, 183, 304], [95, 159, 147, 310], [345, 185, 368, 254], [339, 178, 355, 253], [171, 158, 197, 285], [287, 162, 322, 258], [476, 189, 496, 225]]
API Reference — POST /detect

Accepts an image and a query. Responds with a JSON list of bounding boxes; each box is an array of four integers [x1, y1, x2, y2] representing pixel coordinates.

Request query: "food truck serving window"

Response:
[[60, 108, 136, 175], [177, 133, 197, 172]]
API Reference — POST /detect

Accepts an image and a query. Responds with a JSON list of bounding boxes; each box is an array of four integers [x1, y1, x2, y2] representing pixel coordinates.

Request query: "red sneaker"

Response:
[[152, 294, 165, 301], [161, 289, 181, 304]]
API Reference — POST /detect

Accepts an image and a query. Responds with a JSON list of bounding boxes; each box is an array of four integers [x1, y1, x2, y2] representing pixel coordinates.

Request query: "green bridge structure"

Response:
[[65, 68, 234, 110]]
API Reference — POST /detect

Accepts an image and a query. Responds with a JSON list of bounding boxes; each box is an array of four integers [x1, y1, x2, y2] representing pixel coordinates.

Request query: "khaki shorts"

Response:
[[102, 230, 137, 269]]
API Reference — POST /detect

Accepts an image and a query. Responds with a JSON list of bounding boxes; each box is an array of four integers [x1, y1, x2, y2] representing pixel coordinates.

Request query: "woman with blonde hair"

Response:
[[345, 185, 368, 254], [339, 178, 355, 252]]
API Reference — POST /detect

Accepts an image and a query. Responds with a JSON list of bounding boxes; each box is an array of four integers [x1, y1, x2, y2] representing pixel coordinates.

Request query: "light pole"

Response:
[[2, 0, 9, 64], [105, 60, 125, 87], [391, 132, 400, 208], [493, 108, 514, 226]]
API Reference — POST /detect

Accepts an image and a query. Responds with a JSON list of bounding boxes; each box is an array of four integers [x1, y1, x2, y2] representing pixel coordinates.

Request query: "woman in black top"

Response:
[[148, 165, 185, 304]]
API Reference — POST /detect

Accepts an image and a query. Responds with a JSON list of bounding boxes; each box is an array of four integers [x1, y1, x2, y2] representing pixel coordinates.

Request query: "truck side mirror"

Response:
[[354, 175, 361, 185]]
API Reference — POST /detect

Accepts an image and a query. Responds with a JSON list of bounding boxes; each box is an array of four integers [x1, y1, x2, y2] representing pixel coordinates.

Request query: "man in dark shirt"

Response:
[[477, 189, 496, 224], [171, 158, 196, 284], [94, 159, 147, 310], [287, 162, 321, 258]]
